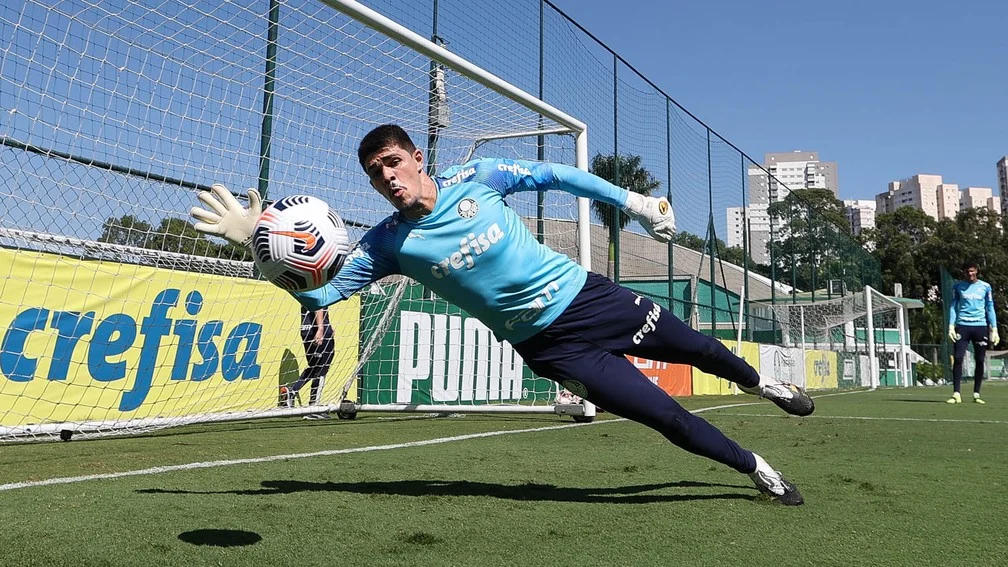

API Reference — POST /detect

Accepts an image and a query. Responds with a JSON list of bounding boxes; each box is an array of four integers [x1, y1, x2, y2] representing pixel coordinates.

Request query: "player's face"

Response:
[[364, 144, 428, 217], [965, 266, 978, 282]]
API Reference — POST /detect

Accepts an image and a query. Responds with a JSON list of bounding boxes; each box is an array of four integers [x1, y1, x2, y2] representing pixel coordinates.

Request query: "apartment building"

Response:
[[734, 151, 839, 264], [960, 186, 999, 213], [843, 199, 876, 236], [876, 174, 960, 221], [877, 173, 1002, 221]]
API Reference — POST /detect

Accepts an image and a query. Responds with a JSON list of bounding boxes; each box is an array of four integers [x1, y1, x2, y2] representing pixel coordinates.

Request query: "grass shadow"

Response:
[[178, 528, 261, 547], [139, 478, 755, 504]]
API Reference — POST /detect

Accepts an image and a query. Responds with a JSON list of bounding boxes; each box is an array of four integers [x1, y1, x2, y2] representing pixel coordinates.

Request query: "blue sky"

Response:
[[549, 0, 1008, 201]]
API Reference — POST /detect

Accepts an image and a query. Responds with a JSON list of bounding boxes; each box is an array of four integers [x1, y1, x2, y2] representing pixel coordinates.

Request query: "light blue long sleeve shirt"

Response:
[[294, 158, 629, 343], [950, 279, 997, 327]]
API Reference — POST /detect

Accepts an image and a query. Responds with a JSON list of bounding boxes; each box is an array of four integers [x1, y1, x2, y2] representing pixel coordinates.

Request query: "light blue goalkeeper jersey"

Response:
[[950, 279, 997, 327], [294, 158, 630, 343]]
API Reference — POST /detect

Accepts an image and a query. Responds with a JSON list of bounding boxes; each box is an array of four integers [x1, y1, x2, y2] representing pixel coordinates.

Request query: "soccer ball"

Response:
[[251, 195, 351, 292]]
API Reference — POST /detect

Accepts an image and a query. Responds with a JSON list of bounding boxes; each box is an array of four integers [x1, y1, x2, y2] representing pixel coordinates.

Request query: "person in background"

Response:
[[281, 306, 335, 418], [947, 261, 999, 404]]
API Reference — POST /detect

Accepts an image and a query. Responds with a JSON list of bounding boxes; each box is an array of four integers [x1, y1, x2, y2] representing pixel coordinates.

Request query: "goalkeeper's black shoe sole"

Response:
[[750, 471, 805, 506], [764, 383, 815, 417], [769, 477, 804, 506]]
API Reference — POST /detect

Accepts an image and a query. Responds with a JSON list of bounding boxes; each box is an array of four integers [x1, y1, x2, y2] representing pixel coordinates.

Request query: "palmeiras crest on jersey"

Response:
[[457, 198, 479, 219]]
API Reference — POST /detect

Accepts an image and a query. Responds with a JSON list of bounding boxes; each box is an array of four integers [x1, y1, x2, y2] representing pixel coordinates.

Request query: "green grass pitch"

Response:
[[1, 383, 1006, 566]]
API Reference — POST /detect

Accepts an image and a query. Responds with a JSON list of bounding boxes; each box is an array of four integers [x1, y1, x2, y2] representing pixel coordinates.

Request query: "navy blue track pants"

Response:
[[952, 324, 989, 394], [513, 272, 759, 473]]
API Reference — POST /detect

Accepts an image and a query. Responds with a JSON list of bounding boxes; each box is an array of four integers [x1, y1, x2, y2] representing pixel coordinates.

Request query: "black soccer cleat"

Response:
[[753, 380, 815, 417], [749, 468, 805, 506]]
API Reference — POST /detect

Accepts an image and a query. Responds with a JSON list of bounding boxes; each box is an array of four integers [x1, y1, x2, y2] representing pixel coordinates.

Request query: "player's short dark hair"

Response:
[[962, 260, 979, 271], [357, 124, 417, 169]]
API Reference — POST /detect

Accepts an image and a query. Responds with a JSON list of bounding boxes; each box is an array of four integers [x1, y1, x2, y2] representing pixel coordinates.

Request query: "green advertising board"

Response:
[[359, 282, 558, 406], [836, 352, 860, 389]]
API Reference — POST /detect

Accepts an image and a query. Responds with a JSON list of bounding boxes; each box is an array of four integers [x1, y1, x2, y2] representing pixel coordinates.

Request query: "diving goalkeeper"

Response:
[[192, 124, 814, 505]]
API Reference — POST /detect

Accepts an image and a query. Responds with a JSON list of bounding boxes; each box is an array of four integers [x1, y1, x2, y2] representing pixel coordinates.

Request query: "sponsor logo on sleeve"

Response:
[[441, 167, 477, 187], [496, 163, 532, 176]]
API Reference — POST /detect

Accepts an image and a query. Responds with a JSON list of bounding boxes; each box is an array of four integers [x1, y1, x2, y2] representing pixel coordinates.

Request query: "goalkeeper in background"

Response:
[[192, 124, 814, 505], [947, 261, 999, 404]]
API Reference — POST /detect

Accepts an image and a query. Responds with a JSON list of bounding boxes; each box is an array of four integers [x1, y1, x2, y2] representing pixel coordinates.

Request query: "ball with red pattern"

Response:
[[250, 195, 350, 292]]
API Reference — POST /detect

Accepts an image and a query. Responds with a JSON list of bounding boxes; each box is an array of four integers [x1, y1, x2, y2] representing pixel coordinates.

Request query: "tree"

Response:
[[669, 231, 706, 253], [718, 244, 772, 279], [589, 153, 661, 278], [867, 206, 1008, 346], [98, 214, 251, 261], [147, 217, 217, 256], [932, 208, 1008, 342], [98, 215, 153, 248], [861, 206, 937, 300], [863, 207, 941, 344], [767, 188, 860, 293]]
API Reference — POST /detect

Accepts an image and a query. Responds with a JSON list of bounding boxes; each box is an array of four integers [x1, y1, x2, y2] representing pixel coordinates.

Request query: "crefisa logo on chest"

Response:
[[457, 198, 479, 219]]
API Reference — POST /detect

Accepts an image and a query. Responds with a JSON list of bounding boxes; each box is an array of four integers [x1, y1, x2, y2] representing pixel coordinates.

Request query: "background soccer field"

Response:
[[2, 384, 1006, 567]]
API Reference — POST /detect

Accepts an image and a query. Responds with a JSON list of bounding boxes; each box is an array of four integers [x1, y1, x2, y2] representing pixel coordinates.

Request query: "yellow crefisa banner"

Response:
[[0, 248, 359, 428], [804, 349, 838, 390], [691, 339, 761, 396]]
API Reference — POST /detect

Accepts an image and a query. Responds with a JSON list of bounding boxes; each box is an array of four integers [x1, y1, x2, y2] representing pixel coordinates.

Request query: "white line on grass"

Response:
[[717, 413, 1008, 425], [0, 401, 754, 492]]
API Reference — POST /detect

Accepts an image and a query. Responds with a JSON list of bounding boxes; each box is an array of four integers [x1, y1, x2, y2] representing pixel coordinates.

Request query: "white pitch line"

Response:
[[718, 413, 1008, 425], [0, 420, 614, 492], [0, 400, 758, 492]]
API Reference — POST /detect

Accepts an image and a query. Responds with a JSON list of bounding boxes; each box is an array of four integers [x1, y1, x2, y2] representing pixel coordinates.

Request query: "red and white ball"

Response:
[[251, 195, 350, 292]]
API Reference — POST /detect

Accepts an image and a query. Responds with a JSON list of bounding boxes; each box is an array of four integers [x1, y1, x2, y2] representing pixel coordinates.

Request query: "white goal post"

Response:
[[0, 0, 598, 441], [759, 285, 911, 389], [320, 0, 594, 420]]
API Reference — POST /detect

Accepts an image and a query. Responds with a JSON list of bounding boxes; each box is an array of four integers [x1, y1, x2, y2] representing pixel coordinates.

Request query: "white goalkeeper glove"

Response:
[[189, 184, 262, 246], [948, 324, 960, 343], [991, 327, 1000, 346], [622, 192, 676, 243]]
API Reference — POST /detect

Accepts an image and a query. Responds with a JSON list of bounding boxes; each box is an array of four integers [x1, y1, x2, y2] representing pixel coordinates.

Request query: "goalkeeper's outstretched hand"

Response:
[[189, 184, 262, 246], [623, 192, 676, 243]]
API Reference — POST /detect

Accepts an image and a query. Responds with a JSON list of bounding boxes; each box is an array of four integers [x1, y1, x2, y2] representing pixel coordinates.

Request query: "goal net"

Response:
[[758, 286, 908, 390], [0, 0, 589, 441]]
